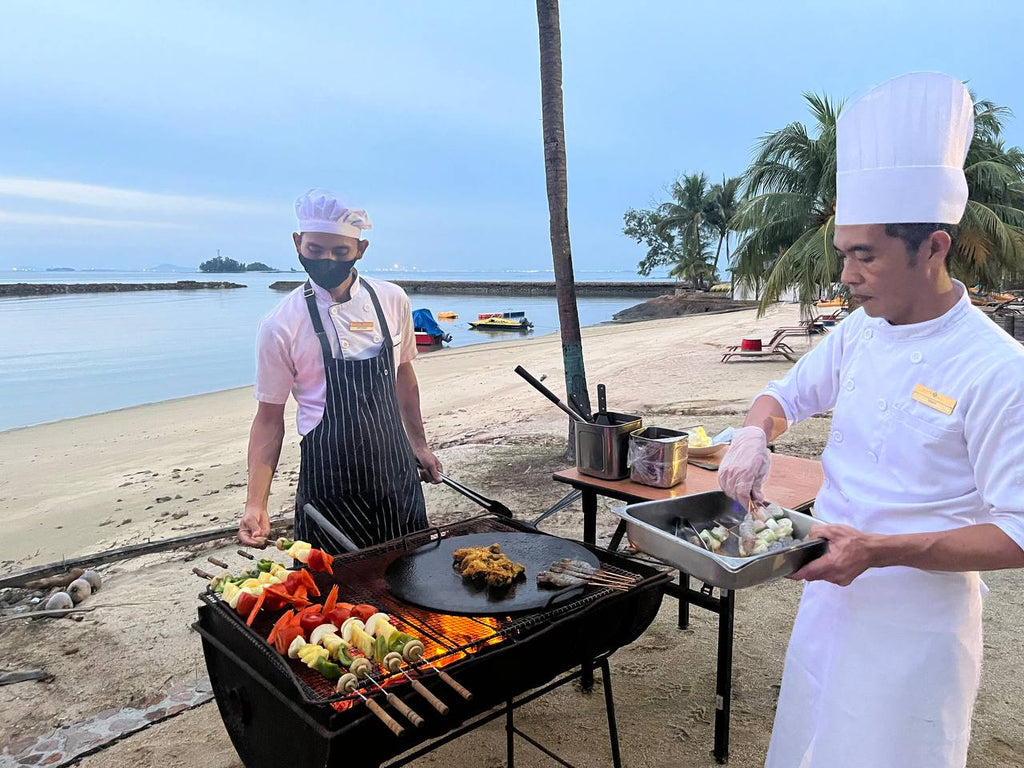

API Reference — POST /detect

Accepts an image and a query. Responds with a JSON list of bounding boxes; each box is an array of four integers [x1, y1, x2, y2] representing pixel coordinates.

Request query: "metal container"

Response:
[[613, 491, 827, 589], [628, 426, 688, 488], [575, 412, 642, 480]]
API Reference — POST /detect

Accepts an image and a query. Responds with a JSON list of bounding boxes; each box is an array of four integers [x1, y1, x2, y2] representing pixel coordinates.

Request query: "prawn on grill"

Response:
[[452, 544, 526, 589]]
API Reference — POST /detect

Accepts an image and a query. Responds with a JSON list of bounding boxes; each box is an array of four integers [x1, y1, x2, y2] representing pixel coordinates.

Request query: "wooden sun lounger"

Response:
[[721, 339, 798, 363]]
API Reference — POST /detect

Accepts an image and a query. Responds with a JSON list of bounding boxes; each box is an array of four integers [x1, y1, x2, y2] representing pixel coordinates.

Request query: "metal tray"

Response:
[[614, 491, 827, 590]]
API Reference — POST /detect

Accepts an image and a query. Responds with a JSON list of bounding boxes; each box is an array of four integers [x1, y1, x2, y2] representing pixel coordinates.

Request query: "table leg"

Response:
[[607, 520, 627, 553], [713, 588, 734, 764], [582, 490, 597, 547], [581, 490, 597, 691], [678, 573, 690, 630]]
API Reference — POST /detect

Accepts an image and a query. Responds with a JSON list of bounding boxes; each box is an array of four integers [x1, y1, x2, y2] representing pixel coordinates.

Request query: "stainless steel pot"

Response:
[[627, 426, 689, 488], [575, 412, 643, 480]]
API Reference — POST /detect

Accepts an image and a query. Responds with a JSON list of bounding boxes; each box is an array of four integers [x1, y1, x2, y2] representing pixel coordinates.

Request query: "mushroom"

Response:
[[67, 578, 92, 604], [45, 592, 74, 610]]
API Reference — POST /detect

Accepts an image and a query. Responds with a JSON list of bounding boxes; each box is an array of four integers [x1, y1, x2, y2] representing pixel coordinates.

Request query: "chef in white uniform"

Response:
[[719, 72, 1024, 768]]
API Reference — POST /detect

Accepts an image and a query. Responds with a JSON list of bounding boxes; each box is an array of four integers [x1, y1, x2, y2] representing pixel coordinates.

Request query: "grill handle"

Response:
[[301, 503, 360, 553], [384, 692, 425, 727], [410, 679, 449, 715], [365, 698, 405, 736]]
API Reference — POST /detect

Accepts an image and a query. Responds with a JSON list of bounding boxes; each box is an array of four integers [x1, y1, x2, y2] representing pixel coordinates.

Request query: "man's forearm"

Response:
[[245, 417, 285, 509], [744, 395, 790, 442], [869, 523, 1024, 572], [396, 363, 428, 449]]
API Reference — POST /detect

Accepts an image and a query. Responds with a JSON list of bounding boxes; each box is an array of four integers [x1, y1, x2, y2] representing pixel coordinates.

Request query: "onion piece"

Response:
[[310, 624, 338, 646]]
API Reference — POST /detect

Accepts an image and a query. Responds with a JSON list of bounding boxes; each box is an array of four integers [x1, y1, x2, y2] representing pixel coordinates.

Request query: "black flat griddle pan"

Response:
[[385, 532, 599, 616]]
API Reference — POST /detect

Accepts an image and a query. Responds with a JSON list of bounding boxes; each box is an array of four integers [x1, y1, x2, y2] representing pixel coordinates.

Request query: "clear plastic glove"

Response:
[[718, 426, 771, 509]]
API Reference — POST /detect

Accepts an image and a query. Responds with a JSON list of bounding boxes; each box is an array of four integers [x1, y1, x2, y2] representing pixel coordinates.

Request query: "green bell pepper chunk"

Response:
[[313, 657, 342, 682], [375, 633, 388, 663], [389, 632, 411, 653], [337, 647, 354, 668], [257, 558, 274, 573]]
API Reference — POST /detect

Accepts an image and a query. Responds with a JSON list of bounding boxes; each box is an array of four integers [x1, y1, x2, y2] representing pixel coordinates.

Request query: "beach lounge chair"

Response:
[[721, 337, 798, 363], [724, 325, 817, 352]]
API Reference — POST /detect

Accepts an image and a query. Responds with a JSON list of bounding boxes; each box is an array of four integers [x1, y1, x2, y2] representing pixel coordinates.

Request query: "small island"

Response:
[[0, 281, 246, 297]]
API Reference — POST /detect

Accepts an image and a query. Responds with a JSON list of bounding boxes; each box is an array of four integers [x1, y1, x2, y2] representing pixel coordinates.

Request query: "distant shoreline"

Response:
[[0, 281, 247, 297], [272, 279, 682, 297]]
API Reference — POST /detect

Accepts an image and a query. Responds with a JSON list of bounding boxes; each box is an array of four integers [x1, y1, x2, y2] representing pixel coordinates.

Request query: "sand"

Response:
[[1, 304, 1022, 767]]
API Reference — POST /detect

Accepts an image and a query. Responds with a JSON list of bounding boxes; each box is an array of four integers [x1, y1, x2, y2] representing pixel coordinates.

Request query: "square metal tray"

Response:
[[614, 491, 827, 590]]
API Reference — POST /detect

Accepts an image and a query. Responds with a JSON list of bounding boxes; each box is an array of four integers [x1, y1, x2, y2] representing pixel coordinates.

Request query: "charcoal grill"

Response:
[[194, 514, 670, 767]]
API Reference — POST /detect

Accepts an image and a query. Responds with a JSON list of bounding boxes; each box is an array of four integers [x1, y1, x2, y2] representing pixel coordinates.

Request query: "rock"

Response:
[[174, 494, 182, 499], [156, 496, 172, 503], [171, 511, 189, 519]]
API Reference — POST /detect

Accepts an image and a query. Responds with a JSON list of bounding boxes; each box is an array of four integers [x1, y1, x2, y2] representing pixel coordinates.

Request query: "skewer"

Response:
[[192, 567, 215, 580], [346, 686, 405, 736], [365, 677, 425, 727], [548, 563, 635, 586], [417, 657, 473, 701], [398, 670, 449, 715], [236, 549, 255, 560], [207, 556, 229, 569]]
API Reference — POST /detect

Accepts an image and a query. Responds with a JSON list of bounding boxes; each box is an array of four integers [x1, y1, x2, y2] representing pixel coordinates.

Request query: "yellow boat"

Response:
[[437, 311, 458, 319]]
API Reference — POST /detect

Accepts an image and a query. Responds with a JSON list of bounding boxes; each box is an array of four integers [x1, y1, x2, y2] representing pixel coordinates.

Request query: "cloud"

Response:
[[0, 178, 276, 216], [0, 210, 178, 229]]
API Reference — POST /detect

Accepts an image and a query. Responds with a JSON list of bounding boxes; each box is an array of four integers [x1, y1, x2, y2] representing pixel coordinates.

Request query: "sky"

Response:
[[2, 0, 1023, 273]]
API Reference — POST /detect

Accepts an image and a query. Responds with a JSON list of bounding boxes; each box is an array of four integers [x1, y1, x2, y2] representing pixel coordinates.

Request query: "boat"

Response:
[[469, 316, 534, 331], [437, 311, 458, 320], [412, 309, 452, 347]]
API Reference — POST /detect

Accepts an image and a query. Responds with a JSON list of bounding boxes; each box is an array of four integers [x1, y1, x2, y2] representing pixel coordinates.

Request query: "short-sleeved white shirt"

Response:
[[255, 274, 418, 436]]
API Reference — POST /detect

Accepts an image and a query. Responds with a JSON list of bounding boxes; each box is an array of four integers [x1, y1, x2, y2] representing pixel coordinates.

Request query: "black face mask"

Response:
[[298, 255, 357, 290]]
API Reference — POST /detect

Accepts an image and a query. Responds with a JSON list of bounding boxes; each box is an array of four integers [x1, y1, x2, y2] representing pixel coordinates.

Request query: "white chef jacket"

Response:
[[759, 281, 1024, 768], [255, 274, 418, 436]]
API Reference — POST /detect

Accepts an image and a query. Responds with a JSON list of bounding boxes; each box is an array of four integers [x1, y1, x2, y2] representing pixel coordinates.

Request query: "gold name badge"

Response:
[[349, 321, 375, 332], [911, 384, 957, 415]]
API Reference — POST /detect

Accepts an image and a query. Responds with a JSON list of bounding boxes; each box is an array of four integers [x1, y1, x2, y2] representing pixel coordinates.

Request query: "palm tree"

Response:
[[654, 173, 717, 288], [731, 91, 1024, 314], [704, 175, 743, 267], [536, 0, 591, 444]]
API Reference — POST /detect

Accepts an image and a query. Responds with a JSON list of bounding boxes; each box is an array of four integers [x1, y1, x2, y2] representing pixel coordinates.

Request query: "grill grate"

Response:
[[202, 515, 646, 707]]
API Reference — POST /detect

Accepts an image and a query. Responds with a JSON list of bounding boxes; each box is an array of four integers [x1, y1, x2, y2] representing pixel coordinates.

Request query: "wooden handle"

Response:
[[386, 693, 424, 727], [191, 567, 214, 580], [437, 669, 473, 701], [207, 556, 228, 569], [410, 679, 449, 715], [235, 549, 255, 560], [365, 698, 404, 736]]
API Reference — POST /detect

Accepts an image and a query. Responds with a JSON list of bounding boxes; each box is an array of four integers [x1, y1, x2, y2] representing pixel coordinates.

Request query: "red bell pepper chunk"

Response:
[[246, 590, 267, 626], [265, 584, 311, 610], [299, 569, 320, 597], [322, 585, 339, 615], [268, 609, 295, 644], [307, 548, 335, 575], [274, 625, 304, 655], [235, 591, 258, 618]]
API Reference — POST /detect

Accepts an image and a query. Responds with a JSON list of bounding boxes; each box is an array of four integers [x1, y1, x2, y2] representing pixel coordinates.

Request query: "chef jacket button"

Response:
[[910, 351, 923, 363], [867, 451, 878, 463], [863, 329, 874, 340], [341, 340, 350, 349], [373, 335, 382, 343], [845, 380, 855, 392], [364, 304, 371, 312], [832, 430, 844, 443], [331, 307, 338, 315], [877, 398, 887, 411]]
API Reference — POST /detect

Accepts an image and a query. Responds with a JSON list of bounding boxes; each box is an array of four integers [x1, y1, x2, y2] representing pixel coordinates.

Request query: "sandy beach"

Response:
[[1, 305, 1022, 767]]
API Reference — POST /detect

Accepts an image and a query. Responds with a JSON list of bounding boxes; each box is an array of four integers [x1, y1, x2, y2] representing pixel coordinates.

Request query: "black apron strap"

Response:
[[303, 280, 334, 360], [360, 279, 397, 373]]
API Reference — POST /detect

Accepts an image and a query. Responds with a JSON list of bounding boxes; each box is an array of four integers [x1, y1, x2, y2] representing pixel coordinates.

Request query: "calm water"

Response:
[[0, 269, 665, 432]]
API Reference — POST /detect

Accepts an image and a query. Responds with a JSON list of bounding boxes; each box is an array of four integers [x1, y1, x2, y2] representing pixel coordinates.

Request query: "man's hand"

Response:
[[718, 426, 772, 508], [413, 446, 443, 483], [789, 523, 877, 586], [239, 504, 271, 548]]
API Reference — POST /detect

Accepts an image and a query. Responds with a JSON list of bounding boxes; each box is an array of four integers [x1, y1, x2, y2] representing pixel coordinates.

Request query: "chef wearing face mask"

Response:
[[238, 189, 443, 551], [718, 73, 1024, 767]]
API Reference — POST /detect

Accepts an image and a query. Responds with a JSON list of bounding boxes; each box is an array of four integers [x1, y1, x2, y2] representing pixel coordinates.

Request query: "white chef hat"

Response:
[[294, 188, 372, 238], [836, 72, 974, 225]]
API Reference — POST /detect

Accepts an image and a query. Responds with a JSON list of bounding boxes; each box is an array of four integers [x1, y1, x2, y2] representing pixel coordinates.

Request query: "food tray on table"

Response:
[[613, 490, 827, 590]]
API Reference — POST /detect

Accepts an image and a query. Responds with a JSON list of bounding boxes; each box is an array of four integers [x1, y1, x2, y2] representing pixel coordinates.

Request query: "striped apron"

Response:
[[294, 280, 427, 551]]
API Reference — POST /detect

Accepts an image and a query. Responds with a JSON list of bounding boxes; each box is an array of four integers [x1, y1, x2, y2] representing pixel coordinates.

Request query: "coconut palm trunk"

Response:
[[536, 0, 590, 454]]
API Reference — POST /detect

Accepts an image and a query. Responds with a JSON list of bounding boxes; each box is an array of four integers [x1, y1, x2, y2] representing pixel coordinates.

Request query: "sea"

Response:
[[0, 268, 668, 432]]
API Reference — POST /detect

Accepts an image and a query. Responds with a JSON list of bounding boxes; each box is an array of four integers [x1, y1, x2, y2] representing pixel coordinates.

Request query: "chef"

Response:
[[238, 189, 443, 551], [719, 73, 1024, 768]]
